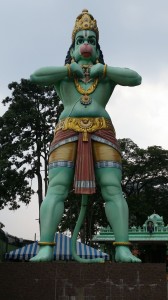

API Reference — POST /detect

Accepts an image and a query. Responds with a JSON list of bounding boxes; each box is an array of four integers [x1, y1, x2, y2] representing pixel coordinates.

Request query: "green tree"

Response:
[[120, 138, 168, 225], [0, 79, 63, 210]]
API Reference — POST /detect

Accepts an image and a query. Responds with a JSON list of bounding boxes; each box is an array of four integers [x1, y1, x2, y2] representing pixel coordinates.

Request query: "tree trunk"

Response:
[[36, 142, 43, 219], [44, 146, 48, 196]]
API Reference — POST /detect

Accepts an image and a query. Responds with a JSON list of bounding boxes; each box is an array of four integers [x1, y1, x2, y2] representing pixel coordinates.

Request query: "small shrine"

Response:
[[92, 213, 168, 263]]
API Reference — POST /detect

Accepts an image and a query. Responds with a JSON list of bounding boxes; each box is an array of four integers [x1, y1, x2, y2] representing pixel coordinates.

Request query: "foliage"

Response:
[[0, 79, 63, 210], [120, 138, 168, 225]]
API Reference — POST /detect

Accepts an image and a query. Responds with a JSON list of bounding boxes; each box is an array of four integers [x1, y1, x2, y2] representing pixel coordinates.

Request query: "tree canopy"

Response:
[[120, 138, 168, 225], [0, 79, 63, 210]]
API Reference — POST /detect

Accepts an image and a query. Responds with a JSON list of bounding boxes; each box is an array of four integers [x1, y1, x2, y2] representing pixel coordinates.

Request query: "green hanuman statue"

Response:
[[30, 9, 142, 263]]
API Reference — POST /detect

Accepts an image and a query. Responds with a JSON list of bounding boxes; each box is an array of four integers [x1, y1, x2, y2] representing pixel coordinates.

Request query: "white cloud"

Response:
[[106, 80, 168, 149], [0, 196, 40, 240]]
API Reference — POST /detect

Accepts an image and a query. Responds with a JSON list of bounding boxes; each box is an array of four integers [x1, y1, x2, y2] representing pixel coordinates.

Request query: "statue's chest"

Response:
[[73, 77, 99, 106]]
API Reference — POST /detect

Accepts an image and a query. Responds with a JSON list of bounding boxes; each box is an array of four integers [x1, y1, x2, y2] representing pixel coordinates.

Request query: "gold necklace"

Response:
[[74, 77, 99, 106]]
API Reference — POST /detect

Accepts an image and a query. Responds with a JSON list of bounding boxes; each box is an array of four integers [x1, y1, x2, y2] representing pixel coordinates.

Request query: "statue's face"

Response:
[[71, 30, 99, 63]]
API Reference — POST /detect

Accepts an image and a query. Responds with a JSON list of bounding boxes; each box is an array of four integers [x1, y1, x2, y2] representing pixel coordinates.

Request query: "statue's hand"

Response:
[[70, 62, 84, 78], [90, 63, 104, 78]]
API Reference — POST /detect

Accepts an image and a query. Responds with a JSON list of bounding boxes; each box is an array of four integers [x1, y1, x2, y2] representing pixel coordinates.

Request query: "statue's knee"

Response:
[[41, 185, 68, 212], [101, 184, 122, 200], [49, 184, 69, 198]]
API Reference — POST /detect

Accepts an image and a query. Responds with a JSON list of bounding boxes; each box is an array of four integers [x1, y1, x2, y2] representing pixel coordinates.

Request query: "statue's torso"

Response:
[[55, 78, 116, 119]]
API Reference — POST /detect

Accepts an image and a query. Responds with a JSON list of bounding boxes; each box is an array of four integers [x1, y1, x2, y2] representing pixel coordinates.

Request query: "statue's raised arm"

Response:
[[30, 66, 69, 85], [90, 63, 141, 86], [30, 62, 85, 86], [103, 66, 141, 86]]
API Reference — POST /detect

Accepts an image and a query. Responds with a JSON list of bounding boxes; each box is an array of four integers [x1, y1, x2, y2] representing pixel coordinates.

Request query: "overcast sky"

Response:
[[0, 0, 168, 241]]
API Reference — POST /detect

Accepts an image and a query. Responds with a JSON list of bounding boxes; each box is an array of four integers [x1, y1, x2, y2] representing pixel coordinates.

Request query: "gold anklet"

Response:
[[113, 242, 132, 246], [38, 242, 56, 246]]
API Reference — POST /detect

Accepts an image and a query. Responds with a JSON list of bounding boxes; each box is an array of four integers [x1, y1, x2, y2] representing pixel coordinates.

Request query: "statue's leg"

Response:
[[95, 167, 141, 262], [30, 167, 74, 262]]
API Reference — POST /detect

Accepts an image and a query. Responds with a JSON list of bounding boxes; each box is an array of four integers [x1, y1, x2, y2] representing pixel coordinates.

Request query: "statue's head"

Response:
[[65, 9, 104, 65], [70, 30, 100, 64], [71, 9, 99, 42]]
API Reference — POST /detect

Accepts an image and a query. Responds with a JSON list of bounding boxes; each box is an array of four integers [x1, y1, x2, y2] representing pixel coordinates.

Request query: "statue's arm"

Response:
[[30, 66, 68, 85], [106, 66, 142, 86], [30, 63, 84, 85], [90, 64, 141, 86]]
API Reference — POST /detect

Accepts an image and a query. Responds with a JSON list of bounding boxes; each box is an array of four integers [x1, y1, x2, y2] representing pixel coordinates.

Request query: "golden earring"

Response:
[[71, 57, 75, 63], [96, 58, 99, 64]]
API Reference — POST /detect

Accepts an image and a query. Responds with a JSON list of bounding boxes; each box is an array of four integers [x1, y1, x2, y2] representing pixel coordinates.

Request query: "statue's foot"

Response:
[[30, 246, 54, 262], [115, 246, 141, 263]]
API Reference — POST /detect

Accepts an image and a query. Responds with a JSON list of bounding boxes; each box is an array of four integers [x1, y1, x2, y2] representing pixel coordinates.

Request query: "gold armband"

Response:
[[102, 64, 107, 78], [66, 64, 71, 78]]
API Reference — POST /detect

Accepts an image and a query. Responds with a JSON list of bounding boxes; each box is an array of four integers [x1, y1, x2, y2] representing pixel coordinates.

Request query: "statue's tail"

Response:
[[71, 194, 104, 263]]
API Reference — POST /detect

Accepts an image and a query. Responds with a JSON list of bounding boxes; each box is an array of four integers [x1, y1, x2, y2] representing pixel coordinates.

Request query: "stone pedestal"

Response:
[[0, 262, 166, 300]]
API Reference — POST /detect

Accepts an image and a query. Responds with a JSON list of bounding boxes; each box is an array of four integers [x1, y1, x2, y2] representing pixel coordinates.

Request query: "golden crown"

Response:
[[72, 9, 99, 42]]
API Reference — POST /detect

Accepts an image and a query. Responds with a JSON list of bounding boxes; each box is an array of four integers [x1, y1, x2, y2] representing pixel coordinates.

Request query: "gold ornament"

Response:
[[38, 241, 56, 246], [72, 9, 99, 42], [74, 77, 98, 95], [113, 242, 132, 246], [80, 64, 92, 83], [66, 64, 71, 78], [80, 95, 92, 106], [74, 77, 99, 105], [54, 117, 114, 141], [102, 64, 107, 78]]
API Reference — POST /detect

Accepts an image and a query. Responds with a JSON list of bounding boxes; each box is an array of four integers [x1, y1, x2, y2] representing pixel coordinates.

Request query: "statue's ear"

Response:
[[96, 48, 100, 59], [70, 48, 74, 58]]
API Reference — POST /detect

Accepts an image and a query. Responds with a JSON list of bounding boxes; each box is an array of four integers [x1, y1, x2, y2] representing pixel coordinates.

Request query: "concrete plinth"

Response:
[[0, 262, 166, 300]]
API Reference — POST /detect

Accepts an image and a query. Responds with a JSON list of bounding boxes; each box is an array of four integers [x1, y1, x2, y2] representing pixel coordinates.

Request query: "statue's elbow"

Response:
[[30, 74, 35, 82], [129, 73, 142, 87], [30, 73, 46, 86], [136, 75, 142, 86]]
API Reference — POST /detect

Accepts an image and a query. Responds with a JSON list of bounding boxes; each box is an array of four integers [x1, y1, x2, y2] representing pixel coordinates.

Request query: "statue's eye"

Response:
[[88, 39, 95, 45], [77, 38, 84, 45]]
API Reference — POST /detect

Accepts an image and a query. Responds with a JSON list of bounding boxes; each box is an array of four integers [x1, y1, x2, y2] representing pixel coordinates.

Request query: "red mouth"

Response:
[[81, 52, 91, 58]]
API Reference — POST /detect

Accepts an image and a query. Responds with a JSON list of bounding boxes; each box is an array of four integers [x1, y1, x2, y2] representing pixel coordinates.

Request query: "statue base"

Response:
[[0, 262, 166, 299]]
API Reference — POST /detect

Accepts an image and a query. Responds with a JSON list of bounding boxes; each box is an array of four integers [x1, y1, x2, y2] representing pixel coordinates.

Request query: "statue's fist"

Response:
[[70, 62, 84, 78], [90, 63, 104, 78]]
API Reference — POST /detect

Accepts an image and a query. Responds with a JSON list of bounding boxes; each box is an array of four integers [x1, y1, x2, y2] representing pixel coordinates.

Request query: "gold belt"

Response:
[[55, 117, 115, 141]]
